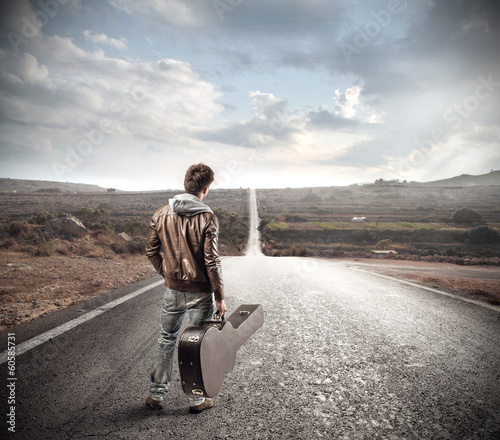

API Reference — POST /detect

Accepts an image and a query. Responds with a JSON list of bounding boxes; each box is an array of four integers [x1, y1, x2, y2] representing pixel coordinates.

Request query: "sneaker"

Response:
[[145, 396, 164, 409], [189, 398, 214, 414]]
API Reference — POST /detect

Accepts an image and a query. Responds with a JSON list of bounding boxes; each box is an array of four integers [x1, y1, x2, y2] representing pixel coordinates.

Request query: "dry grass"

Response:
[[0, 250, 156, 330], [0, 190, 249, 329], [0, 223, 156, 329]]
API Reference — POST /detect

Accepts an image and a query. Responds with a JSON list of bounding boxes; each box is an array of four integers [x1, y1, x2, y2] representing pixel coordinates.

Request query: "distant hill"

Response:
[[0, 178, 111, 193], [416, 170, 500, 187], [1, 170, 499, 193]]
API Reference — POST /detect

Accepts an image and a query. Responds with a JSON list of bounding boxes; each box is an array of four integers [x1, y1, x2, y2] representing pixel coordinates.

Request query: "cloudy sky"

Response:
[[0, 0, 499, 190]]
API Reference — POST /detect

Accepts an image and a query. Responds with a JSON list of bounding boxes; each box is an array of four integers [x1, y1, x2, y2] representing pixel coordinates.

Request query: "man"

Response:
[[145, 163, 227, 413]]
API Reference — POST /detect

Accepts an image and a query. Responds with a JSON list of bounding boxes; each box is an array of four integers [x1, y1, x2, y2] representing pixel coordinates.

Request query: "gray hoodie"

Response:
[[169, 193, 213, 217]]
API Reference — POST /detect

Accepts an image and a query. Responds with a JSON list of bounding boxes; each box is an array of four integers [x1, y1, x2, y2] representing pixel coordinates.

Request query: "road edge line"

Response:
[[0, 279, 164, 364], [350, 268, 500, 312]]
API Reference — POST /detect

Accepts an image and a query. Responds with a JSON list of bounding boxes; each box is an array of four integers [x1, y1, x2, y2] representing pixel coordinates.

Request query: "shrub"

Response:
[[258, 217, 271, 231], [33, 240, 55, 257], [73, 206, 110, 222], [94, 232, 113, 247], [352, 230, 375, 243], [90, 230, 109, 238], [30, 212, 52, 225], [98, 202, 114, 211], [128, 237, 147, 254], [284, 214, 307, 222], [301, 193, 322, 202], [111, 239, 129, 254], [6, 221, 30, 239], [89, 223, 114, 235], [290, 245, 306, 256], [452, 230, 470, 243], [445, 247, 460, 256], [213, 208, 249, 253], [55, 242, 72, 256], [124, 218, 149, 237], [469, 226, 500, 244], [29, 212, 67, 225], [451, 208, 483, 225], [0, 238, 16, 249], [375, 239, 393, 250]]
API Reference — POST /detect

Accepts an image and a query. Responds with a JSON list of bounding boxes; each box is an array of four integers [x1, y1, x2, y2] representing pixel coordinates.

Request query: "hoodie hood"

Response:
[[169, 193, 213, 217]]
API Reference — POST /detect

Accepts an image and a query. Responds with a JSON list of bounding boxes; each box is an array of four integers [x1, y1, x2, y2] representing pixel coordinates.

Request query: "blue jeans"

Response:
[[149, 286, 215, 406]]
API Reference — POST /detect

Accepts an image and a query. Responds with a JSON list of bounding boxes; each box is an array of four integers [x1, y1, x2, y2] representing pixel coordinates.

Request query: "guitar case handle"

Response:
[[214, 310, 225, 321]]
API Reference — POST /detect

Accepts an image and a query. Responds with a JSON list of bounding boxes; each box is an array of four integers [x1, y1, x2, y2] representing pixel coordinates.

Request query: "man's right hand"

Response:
[[216, 300, 227, 317]]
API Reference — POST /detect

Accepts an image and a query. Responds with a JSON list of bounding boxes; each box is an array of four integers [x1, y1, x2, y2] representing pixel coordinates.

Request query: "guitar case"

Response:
[[178, 304, 264, 398]]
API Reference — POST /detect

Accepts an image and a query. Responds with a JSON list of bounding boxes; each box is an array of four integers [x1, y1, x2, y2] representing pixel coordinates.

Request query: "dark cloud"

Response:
[[196, 112, 302, 149], [306, 108, 360, 130], [197, 90, 305, 148]]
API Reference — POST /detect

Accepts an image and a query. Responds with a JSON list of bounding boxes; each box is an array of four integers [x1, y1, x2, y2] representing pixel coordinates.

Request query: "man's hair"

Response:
[[184, 163, 215, 195]]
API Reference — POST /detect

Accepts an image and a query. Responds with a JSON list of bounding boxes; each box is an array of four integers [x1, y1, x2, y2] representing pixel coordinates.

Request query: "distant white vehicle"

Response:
[[351, 217, 366, 222]]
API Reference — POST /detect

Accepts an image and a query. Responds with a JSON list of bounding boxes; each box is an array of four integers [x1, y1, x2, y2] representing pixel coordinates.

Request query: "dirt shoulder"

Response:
[[346, 258, 500, 306], [0, 251, 157, 331]]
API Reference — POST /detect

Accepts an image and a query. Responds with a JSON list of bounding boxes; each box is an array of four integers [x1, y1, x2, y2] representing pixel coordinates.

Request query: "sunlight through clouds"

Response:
[[0, 0, 499, 190]]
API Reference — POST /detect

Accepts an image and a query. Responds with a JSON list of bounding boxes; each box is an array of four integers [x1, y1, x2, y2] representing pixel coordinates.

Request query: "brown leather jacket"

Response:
[[146, 198, 224, 301]]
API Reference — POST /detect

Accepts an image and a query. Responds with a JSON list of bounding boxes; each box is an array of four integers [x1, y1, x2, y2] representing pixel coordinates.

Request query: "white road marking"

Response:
[[245, 188, 263, 257], [351, 268, 500, 312], [0, 279, 164, 364]]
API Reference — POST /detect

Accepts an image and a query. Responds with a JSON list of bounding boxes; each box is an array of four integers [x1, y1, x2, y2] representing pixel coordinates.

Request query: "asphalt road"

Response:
[[1, 189, 499, 439], [0, 254, 499, 439]]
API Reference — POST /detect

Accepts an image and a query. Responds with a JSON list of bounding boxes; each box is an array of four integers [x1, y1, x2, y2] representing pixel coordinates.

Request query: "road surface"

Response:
[[1, 189, 499, 439]]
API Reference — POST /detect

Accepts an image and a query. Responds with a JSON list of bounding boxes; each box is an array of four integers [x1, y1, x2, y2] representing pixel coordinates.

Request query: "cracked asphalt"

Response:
[[1, 253, 499, 439]]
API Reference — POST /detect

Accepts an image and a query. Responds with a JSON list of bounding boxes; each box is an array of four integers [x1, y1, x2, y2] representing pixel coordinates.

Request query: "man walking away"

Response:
[[145, 163, 227, 413]]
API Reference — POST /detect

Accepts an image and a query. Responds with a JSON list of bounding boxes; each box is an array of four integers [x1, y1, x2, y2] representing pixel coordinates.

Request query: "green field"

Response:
[[257, 185, 500, 259]]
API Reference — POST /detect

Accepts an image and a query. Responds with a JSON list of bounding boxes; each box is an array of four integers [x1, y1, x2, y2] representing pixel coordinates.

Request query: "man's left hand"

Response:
[[216, 300, 227, 317]]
